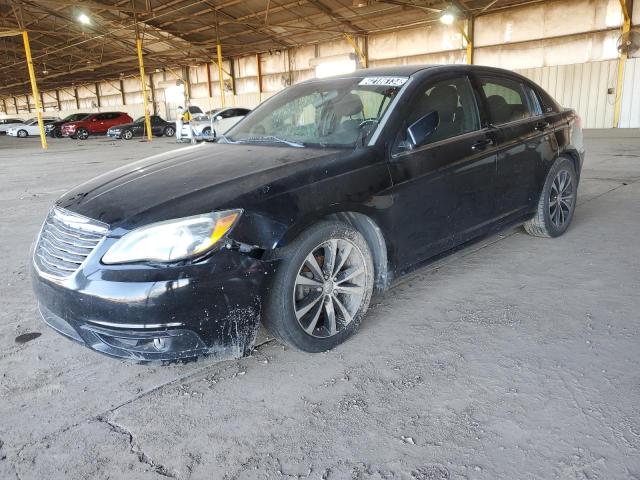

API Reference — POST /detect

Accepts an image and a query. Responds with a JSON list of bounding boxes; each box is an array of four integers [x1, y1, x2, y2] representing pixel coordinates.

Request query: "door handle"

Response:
[[535, 121, 550, 131], [472, 138, 494, 151]]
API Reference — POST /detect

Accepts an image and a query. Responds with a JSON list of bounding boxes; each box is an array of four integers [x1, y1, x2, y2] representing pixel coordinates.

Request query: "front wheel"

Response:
[[263, 221, 374, 352], [76, 128, 89, 140], [17, 129, 28, 138], [524, 157, 578, 238], [122, 129, 133, 140], [164, 126, 175, 137]]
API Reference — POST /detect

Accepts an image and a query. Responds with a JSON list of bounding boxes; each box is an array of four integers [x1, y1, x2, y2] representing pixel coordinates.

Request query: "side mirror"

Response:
[[407, 111, 439, 148]]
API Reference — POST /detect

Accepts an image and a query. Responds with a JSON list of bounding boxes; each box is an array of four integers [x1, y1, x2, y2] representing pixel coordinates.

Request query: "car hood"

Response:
[[57, 142, 344, 231]]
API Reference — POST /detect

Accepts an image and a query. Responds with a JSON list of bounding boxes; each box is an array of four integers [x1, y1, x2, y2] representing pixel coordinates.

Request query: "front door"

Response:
[[386, 74, 498, 270]]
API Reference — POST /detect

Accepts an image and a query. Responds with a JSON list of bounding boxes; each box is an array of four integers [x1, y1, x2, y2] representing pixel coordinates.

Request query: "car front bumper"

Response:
[[107, 131, 122, 139], [32, 246, 276, 363]]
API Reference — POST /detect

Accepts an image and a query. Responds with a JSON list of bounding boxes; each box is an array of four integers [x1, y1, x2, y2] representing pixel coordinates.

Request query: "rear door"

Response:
[[150, 116, 164, 135], [386, 73, 498, 269], [474, 74, 554, 218]]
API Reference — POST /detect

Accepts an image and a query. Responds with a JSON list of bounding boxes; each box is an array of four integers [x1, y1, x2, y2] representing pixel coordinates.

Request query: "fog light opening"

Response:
[[153, 337, 169, 352]]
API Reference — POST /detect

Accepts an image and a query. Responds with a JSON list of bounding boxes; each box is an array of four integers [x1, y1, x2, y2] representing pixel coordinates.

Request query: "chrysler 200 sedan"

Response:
[[32, 65, 584, 362]]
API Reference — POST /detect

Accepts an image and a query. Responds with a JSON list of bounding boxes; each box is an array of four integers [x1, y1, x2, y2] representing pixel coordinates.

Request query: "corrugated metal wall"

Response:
[[620, 58, 640, 128], [516, 60, 619, 128]]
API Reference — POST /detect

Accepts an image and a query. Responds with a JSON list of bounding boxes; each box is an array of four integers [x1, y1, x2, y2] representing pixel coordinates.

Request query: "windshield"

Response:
[[225, 76, 405, 147], [63, 114, 89, 122]]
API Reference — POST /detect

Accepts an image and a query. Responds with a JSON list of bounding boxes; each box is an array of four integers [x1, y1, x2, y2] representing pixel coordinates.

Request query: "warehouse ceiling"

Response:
[[0, 0, 545, 97]]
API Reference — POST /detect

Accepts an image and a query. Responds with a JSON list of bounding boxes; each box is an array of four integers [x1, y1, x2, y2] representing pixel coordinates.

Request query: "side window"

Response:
[[479, 76, 530, 125], [219, 109, 235, 119], [524, 85, 543, 116], [394, 75, 480, 153]]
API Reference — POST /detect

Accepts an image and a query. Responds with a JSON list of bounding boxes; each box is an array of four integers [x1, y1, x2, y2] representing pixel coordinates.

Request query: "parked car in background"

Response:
[[0, 118, 25, 134], [7, 117, 58, 137], [46, 113, 90, 138], [61, 112, 133, 139], [107, 115, 176, 139], [31, 65, 584, 362], [181, 108, 250, 140], [188, 105, 204, 118]]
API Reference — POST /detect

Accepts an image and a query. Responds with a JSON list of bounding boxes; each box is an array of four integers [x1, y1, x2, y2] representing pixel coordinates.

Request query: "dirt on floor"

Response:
[[0, 132, 639, 480]]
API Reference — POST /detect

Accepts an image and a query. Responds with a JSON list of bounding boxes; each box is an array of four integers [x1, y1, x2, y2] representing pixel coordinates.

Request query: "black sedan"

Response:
[[32, 65, 584, 363], [46, 113, 90, 138], [107, 115, 176, 139]]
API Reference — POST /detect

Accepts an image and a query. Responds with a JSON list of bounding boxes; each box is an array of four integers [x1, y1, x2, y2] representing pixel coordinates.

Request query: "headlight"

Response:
[[102, 209, 242, 264]]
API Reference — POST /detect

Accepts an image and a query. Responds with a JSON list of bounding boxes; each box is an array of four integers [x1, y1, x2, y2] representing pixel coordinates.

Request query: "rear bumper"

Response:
[[32, 246, 276, 364]]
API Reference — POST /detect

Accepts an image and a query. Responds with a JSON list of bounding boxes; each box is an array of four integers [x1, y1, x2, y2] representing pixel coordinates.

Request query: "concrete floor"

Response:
[[0, 132, 639, 480]]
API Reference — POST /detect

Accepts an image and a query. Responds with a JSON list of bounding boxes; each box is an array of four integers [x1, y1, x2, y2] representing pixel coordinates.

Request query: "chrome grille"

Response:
[[34, 208, 108, 279]]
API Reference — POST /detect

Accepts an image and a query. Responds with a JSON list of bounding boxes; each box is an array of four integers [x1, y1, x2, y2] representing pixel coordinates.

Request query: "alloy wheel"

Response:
[[549, 169, 574, 228], [123, 130, 133, 140], [293, 239, 367, 338], [77, 129, 88, 140], [18, 130, 27, 138], [165, 127, 175, 136]]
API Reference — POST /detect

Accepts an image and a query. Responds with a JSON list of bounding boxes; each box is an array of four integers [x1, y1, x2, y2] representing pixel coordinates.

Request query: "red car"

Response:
[[61, 112, 133, 140]]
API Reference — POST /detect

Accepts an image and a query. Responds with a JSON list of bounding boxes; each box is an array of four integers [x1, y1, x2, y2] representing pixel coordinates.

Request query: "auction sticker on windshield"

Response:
[[359, 77, 408, 87]]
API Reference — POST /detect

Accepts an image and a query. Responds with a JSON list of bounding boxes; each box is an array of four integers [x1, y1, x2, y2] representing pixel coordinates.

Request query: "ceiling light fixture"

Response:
[[440, 12, 455, 24], [78, 13, 91, 25]]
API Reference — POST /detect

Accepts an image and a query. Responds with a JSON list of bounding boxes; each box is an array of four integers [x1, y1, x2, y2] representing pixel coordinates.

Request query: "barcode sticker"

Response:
[[359, 77, 408, 87]]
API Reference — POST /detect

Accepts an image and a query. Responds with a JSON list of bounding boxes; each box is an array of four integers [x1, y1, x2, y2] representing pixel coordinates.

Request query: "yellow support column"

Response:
[[136, 36, 153, 141], [22, 31, 47, 150], [217, 43, 225, 107], [614, 0, 631, 128], [465, 17, 474, 65], [344, 34, 367, 68], [456, 21, 473, 65]]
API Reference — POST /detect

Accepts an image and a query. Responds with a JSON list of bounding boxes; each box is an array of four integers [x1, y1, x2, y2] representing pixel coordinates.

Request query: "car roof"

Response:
[[307, 64, 535, 83]]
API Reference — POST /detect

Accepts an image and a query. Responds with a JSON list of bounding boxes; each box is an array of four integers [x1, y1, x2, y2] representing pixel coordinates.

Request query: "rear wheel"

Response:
[[77, 128, 89, 140], [17, 129, 28, 138], [263, 221, 374, 352], [122, 129, 133, 140], [53, 129, 62, 138], [524, 157, 577, 238]]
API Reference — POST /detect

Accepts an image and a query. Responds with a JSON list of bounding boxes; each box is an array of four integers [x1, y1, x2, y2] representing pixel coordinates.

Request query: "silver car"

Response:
[[181, 107, 250, 140]]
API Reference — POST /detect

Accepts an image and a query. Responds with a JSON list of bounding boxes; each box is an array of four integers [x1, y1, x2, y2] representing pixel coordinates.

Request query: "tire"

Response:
[[122, 129, 133, 140], [164, 126, 175, 137], [54, 129, 63, 138], [263, 221, 374, 352], [202, 127, 211, 136], [524, 156, 578, 238], [77, 128, 89, 140], [17, 129, 28, 138]]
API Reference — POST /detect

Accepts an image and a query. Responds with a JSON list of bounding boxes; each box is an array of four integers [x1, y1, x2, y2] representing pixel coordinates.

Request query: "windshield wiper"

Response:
[[232, 135, 304, 148]]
